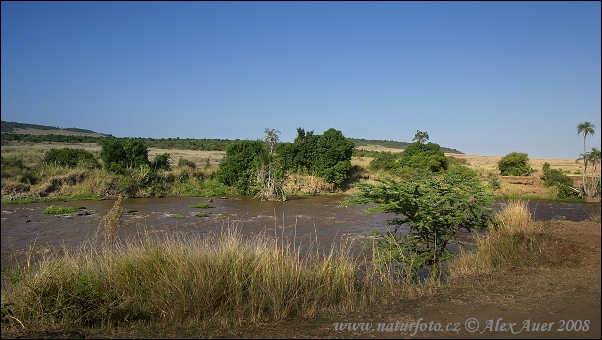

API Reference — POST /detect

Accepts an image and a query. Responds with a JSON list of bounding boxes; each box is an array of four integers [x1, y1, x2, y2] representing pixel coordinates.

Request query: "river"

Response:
[[1, 196, 599, 272]]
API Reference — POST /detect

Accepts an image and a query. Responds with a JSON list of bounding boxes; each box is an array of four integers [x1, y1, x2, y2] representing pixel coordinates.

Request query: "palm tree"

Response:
[[577, 122, 595, 197], [264, 128, 281, 154], [586, 147, 601, 198]]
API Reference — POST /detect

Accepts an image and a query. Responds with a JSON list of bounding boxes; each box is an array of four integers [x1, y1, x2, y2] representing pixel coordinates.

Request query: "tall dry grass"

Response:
[[450, 200, 548, 277], [1, 222, 396, 329], [450, 200, 559, 276]]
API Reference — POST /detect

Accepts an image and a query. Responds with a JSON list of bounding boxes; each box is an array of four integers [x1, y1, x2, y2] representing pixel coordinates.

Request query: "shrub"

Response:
[[497, 152, 535, 176], [216, 140, 267, 195], [42, 148, 99, 169], [397, 142, 448, 172], [100, 138, 149, 172], [369, 151, 400, 171], [151, 153, 172, 171], [540, 162, 575, 198], [178, 158, 196, 169]]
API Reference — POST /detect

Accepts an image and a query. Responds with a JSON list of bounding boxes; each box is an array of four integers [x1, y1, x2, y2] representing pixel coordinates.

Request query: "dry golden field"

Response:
[[355, 144, 583, 175]]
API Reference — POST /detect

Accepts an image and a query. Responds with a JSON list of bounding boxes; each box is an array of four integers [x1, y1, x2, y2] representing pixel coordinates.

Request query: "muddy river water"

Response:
[[1, 195, 600, 272]]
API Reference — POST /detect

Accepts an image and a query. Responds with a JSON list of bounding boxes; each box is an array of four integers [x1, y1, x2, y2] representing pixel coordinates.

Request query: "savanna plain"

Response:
[[1, 141, 600, 339]]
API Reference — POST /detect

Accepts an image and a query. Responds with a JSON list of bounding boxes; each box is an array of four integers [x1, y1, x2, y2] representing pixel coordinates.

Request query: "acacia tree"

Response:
[[577, 122, 596, 198], [412, 130, 429, 144], [342, 165, 495, 281]]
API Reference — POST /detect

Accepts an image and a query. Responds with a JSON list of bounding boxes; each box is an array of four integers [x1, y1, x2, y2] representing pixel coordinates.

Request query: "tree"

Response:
[[314, 128, 355, 186], [398, 141, 448, 173], [497, 152, 535, 176], [577, 122, 596, 198], [342, 165, 495, 281], [216, 140, 267, 195], [152, 153, 172, 171], [583, 147, 601, 198], [100, 138, 149, 173], [264, 128, 281, 154], [412, 130, 429, 144]]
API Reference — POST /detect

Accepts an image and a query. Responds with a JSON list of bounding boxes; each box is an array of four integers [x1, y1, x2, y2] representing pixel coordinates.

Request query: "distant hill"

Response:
[[1, 121, 109, 137], [350, 138, 463, 154]]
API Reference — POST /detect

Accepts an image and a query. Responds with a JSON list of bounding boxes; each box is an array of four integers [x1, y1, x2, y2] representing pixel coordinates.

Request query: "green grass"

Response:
[[172, 213, 186, 219], [196, 212, 208, 217], [189, 203, 211, 208], [42, 205, 80, 214]]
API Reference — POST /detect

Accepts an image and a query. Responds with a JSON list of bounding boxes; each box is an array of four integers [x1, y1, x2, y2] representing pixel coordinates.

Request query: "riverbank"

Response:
[[2, 206, 600, 338], [1, 142, 594, 203]]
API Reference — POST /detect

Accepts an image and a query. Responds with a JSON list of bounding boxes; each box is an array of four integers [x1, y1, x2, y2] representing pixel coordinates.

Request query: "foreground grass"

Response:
[[1, 225, 401, 331]]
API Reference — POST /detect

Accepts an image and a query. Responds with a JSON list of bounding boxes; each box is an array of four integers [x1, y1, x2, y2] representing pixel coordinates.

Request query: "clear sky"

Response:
[[1, 1, 600, 159]]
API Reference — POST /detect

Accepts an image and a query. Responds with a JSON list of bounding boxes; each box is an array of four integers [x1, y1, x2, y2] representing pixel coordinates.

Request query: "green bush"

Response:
[[397, 142, 448, 172], [151, 153, 171, 171], [100, 138, 149, 172], [540, 162, 575, 198], [498, 152, 535, 176], [369, 152, 401, 171], [42, 148, 99, 169], [276, 128, 354, 186], [1, 155, 38, 185], [178, 158, 196, 169], [216, 140, 267, 195]]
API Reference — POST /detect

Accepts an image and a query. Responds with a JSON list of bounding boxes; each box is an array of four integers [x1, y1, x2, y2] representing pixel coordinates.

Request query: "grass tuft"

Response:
[[42, 205, 79, 214], [449, 200, 578, 276]]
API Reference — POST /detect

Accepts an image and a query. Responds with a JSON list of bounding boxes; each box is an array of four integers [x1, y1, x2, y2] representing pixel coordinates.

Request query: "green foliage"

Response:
[[216, 140, 267, 195], [398, 142, 448, 172], [277, 128, 320, 174], [1, 155, 38, 185], [343, 165, 495, 281], [540, 162, 575, 198], [488, 174, 501, 190], [412, 130, 429, 144], [123, 139, 150, 169], [100, 138, 149, 173], [151, 153, 171, 171], [277, 128, 354, 186], [43, 205, 80, 214], [189, 203, 211, 208], [497, 152, 535, 176], [177, 158, 196, 169], [314, 128, 355, 186], [42, 148, 99, 169]]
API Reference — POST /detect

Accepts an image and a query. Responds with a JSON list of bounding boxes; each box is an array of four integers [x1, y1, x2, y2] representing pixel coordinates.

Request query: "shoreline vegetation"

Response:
[[0, 140, 591, 204], [3, 120, 595, 204]]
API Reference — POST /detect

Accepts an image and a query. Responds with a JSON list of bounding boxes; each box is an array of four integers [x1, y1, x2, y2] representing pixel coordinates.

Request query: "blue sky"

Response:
[[1, 1, 600, 159]]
